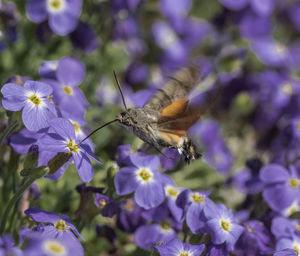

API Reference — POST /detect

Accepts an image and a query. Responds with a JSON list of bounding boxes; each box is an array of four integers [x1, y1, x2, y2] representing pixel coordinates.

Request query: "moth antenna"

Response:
[[78, 119, 118, 145], [113, 71, 128, 111]]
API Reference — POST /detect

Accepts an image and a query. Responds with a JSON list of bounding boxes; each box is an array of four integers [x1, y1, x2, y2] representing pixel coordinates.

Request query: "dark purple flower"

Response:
[[155, 238, 205, 256], [26, 0, 82, 35], [116, 199, 146, 233], [290, 4, 300, 32], [219, 0, 248, 11], [206, 242, 228, 256], [1, 80, 57, 131], [160, 0, 191, 20], [234, 220, 274, 256], [114, 154, 165, 209], [69, 22, 100, 54], [176, 189, 214, 234], [39, 118, 101, 182], [204, 204, 244, 251], [94, 193, 119, 218], [260, 164, 300, 213]]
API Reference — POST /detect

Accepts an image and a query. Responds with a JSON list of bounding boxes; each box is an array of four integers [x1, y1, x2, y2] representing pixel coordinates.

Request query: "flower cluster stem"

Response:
[[0, 176, 36, 235], [0, 120, 19, 146]]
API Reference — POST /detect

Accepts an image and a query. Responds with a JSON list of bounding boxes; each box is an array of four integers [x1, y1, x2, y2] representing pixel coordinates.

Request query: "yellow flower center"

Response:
[[66, 139, 79, 153], [295, 224, 300, 231], [160, 220, 171, 231], [29, 94, 41, 106], [281, 82, 293, 95], [297, 121, 300, 131], [54, 219, 67, 231], [190, 192, 205, 203], [124, 200, 134, 211], [246, 225, 254, 233], [179, 252, 189, 256], [289, 178, 300, 188], [293, 244, 300, 255], [275, 43, 286, 55], [43, 240, 66, 255], [221, 219, 231, 232], [137, 168, 152, 182], [166, 187, 179, 198], [47, 0, 65, 12], [99, 199, 107, 207], [63, 85, 73, 95]]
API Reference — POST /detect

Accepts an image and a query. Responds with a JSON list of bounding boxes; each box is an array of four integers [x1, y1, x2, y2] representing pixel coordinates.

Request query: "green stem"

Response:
[[0, 120, 19, 146], [0, 176, 35, 235]]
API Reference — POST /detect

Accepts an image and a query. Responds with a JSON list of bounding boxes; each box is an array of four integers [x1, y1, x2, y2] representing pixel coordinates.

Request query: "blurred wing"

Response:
[[144, 66, 201, 112]]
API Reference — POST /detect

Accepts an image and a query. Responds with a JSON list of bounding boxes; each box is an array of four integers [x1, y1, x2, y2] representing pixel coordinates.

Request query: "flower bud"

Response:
[[47, 152, 72, 175], [23, 144, 39, 169]]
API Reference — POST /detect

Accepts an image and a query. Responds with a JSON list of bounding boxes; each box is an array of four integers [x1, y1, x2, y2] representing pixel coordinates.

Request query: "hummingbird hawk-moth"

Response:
[[81, 66, 209, 163]]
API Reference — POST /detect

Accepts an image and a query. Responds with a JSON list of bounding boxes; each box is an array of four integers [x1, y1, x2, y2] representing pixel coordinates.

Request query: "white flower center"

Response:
[[47, 0, 66, 13], [43, 239, 67, 256], [165, 185, 179, 199], [136, 167, 153, 183], [220, 218, 231, 232]]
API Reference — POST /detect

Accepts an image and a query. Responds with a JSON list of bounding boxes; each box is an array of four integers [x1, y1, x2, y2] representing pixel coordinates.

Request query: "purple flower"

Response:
[[134, 204, 180, 249], [39, 118, 101, 182], [94, 193, 119, 218], [260, 164, 300, 212], [114, 154, 165, 209], [39, 60, 58, 79], [204, 204, 244, 251], [116, 199, 146, 233], [24, 207, 84, 255], [43, 56, 89, 119], [69, 22, 100, 54], [234, 220, 274, 256], [272, 216, 300, 240], [276, 235, 300, 255], [0, 235, 23, 256], [219, 0, 248, 11], [24, 235, 82, 256], [155, 238, 205, 256], [26, 0, 82, 35], [1, 80, 57, 131], [176, 189, 214, 234], [251, 38, 290, 67], [160, 0, 191, 20], [273, 248, 298, 256], [290, 4, 300, 32]]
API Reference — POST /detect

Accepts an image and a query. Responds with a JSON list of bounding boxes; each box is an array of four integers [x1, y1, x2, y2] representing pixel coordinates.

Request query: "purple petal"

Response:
[[186, 203, 206, 234], [250, 0, 273, 16], [22, 103, 54, 132], [219, 0, 248, 11], [271, 217, 294, 239], [24, 207, 59, 224], [80, 144, 102, 164], [226, 224, 244, 250], [134, 224, 161, 250], [39, 133, 68, 152], [114, 167, 139, 195], [1, 83, 26, 111], [24, 80, 53, 96], [49, 118, 76, 139], [262, 184, 294, 211], [206, 218, 227, 244], [260, 164, 289, 184], [56, 57, 85, 86], [49, 11, 78, 35], [39, 60, 58, 79], [73, 152, 93, 182], [26, 0, 48, 22], [129, 154, 160, 170], [134, 181, 165, 209]]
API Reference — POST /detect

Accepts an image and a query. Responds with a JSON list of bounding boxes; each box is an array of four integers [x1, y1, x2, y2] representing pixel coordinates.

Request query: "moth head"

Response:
[[117, 110, 135, 127]]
